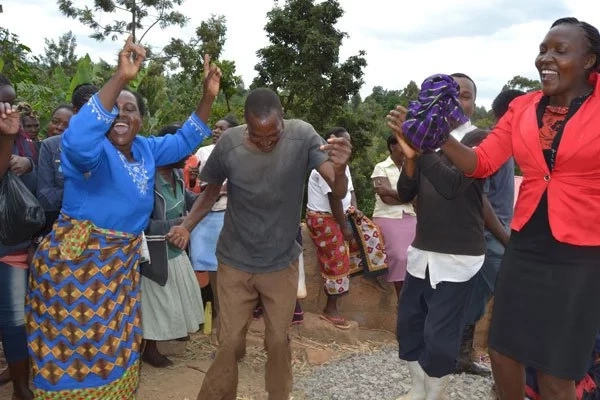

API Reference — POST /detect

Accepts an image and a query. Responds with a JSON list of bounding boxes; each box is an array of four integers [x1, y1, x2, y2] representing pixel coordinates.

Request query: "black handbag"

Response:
[[140, 234, 169, 286], [0, 171, 45, 245]]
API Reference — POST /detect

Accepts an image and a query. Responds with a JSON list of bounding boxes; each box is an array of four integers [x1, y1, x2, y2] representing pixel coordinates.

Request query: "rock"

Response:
[[305, 348, 335, 365]]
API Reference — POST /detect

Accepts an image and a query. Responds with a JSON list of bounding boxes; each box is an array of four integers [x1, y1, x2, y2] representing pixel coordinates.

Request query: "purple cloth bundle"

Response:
[[401, 74, 468, 151]]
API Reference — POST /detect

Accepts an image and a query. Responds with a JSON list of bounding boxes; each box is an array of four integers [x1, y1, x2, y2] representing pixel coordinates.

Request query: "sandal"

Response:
[[292, 311, 304, 325], [319, 314, 350, 330]]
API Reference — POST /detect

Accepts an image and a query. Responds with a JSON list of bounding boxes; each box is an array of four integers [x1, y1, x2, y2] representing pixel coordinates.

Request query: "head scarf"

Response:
[[401, 74, 468, 151]]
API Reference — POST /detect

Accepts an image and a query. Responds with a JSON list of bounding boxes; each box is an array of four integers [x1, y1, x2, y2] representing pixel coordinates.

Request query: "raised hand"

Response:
[[386, 105, 420, 160], [166, 225, 190, 250], [0, 103, 20, 136], [117, 36, 146, 82], [202, 54, 222, 98], [320, 135, 352, 174]]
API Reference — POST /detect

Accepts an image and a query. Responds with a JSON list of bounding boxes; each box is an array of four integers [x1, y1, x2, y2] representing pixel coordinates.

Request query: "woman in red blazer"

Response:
[[391, 17, 600, 400]]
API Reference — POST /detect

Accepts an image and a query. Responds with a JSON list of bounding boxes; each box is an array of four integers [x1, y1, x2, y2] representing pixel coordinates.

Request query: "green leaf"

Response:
[[0, 58, 4, 73], [51, 66, 71, 101], [127, 66, 148, 90], [68, 54, 94, 98]]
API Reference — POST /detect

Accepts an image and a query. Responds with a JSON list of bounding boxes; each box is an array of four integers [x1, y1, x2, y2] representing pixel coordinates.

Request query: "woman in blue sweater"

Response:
[[25, 37, 221, 399]]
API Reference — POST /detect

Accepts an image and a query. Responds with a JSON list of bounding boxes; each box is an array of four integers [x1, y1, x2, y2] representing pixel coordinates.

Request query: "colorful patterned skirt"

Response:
[[306, 209, 388, 295], [26, 214, 143, 399], [306, 211, 351, 295], [347, 210, 388, 277]]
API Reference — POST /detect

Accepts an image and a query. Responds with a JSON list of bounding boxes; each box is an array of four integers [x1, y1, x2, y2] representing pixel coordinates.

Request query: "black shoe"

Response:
[[453, 324, 492, 377], [142, 351, 174, 368]]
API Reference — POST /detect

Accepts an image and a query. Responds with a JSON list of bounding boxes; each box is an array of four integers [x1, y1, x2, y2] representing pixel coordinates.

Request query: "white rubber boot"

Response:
[[424, 373, 450, 400], [297, 251, 307, 299], [397, 361, 426, 400]]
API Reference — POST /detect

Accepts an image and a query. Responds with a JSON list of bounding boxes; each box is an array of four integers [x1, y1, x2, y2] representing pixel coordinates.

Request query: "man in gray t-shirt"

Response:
[[200, 118, 327, 273], [167, 88, 351, 400]]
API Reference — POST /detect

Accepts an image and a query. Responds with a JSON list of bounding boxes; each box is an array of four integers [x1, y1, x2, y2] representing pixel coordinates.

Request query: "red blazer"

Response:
[[471, 74, 600, 246]]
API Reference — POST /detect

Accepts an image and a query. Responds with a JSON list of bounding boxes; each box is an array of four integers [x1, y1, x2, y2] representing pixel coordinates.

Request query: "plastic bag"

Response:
[[0, 171, 46, 245]]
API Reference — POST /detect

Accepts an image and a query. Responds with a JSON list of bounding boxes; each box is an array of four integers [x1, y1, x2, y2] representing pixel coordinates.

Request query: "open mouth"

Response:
[[112, 122, 130, 135], [540, 69, 558, 81]]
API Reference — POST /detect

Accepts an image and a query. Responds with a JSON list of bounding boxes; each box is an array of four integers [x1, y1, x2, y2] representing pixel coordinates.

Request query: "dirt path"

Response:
[[0, 319, 395, 400]]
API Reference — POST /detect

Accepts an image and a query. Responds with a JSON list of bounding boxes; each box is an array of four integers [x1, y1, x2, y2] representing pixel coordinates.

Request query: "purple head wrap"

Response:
[[401, 74, 468, 151]]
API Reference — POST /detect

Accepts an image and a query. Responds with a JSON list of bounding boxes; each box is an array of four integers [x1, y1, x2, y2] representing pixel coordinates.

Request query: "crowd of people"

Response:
[[0, 15, 599, 400]]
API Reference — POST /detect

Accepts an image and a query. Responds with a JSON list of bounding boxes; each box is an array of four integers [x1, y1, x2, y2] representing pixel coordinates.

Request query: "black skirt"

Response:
[[489, 193, 600, 380]]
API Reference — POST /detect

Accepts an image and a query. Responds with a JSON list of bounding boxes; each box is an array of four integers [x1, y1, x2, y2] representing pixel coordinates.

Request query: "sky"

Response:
[[1, 0, 600, 109]]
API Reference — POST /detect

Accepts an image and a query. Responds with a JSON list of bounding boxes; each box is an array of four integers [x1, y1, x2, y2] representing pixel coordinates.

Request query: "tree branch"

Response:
[[138, 16, 162, 44], [138, 6, 165, 45]]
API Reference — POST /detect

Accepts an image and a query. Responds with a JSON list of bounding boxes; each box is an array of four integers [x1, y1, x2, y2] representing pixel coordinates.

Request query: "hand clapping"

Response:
[[386, 105, 420, 160]]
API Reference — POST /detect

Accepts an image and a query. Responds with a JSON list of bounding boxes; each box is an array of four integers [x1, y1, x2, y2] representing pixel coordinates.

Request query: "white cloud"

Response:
[[2, 0, 600, 108]]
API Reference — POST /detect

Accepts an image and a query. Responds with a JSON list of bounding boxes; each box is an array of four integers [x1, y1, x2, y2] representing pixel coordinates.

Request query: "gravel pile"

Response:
[[296, 345, 494, 400]]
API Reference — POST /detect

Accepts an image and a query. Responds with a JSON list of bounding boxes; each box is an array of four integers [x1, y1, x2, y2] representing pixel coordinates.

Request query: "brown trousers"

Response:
[[197, 260, 298, 400]]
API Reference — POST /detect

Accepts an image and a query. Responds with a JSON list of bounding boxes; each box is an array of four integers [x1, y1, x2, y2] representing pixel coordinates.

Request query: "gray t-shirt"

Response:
[[200, 119, 329, 273]]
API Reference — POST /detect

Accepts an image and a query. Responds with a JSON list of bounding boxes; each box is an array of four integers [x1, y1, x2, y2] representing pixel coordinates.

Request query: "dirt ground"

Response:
[[0, 320, 396, 400]]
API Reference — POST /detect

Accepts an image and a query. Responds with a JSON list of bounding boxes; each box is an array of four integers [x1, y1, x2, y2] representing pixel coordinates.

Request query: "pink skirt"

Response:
[[373, 215, 417, 282]]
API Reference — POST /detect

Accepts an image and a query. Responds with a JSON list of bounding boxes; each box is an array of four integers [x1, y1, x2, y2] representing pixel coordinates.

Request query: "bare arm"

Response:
[[373, 177, 405, 205], [182, 183, 221, 232], [0, 136, 13, 178], [316, 160, 348, 200], [0, 104, 19, 178], [166, 183, 221, 249], [97, 36, 145, 113], [317, 135, 352, 200], [483, 194, 509, 247], [328, 193, 354, 242], [195, 54, 221, 123]]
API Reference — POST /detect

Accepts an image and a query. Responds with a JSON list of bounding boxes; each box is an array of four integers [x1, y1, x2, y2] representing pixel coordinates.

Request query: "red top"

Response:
[[470, 72, 600, 246], [183, 155, 201, 194]]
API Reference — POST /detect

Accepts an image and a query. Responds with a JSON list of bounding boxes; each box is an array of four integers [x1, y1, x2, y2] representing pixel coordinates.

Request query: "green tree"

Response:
[[0, 28, 38, 83], [217, 59, 243, 112], [42, 31, 78, 76], [163, 15, 243, 112], [57, 0, 188, 43], [164, 15, 227, 82], [471, 105, 494, 129], [364, 81, 418, 113], [252, 0, 367, 132], [501, 75, 541, 92], [400, 80, 419, 104]]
